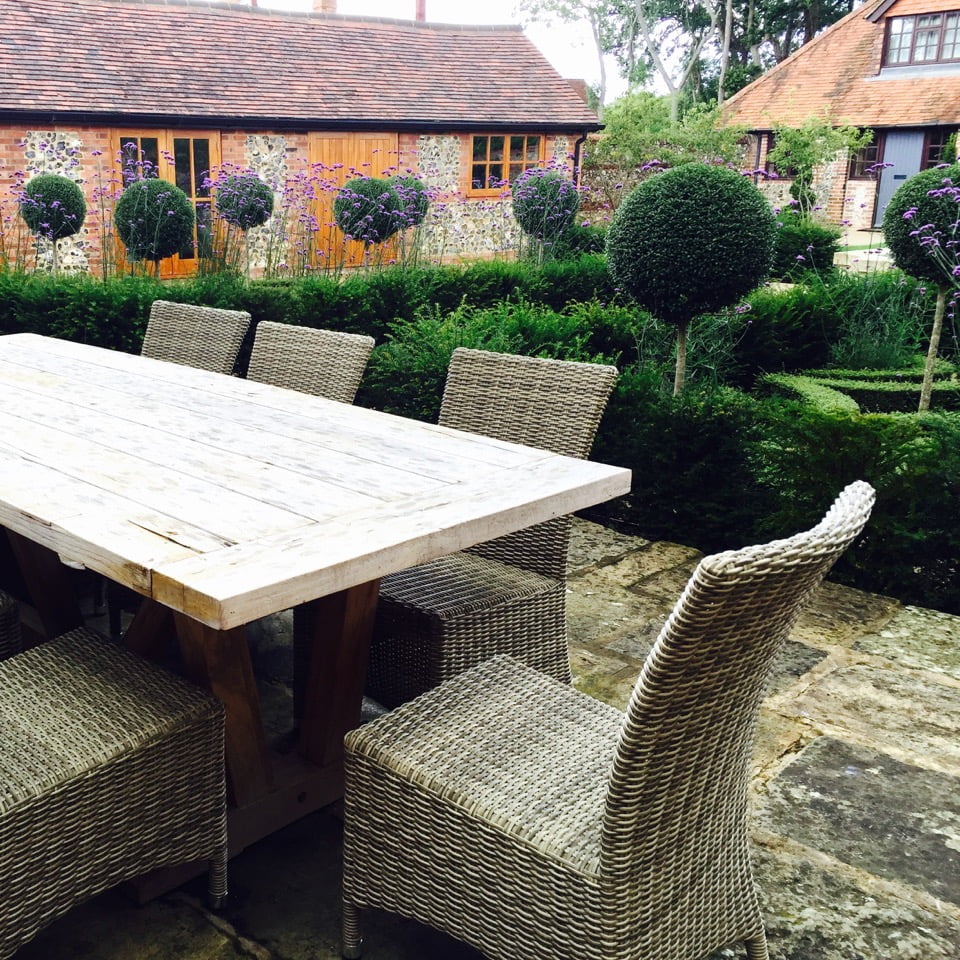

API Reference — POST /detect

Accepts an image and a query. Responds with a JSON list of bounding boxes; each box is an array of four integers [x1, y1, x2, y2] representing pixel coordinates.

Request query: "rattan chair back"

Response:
[[141, 300, 251, 374], [440, 348, 618, 580], [600, 480, 876, 955], [246, 321, 374, 402]]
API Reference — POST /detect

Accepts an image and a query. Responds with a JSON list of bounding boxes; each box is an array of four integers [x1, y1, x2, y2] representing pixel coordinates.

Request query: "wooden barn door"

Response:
[[309, 132, 399, 268]]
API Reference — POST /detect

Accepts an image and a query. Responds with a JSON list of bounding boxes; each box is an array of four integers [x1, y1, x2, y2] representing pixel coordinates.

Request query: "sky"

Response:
[[255, 0, 628, 102]]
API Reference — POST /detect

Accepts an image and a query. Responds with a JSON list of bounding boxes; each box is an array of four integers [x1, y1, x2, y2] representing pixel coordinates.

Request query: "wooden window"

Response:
[[112, 130, 220, 277], [923, 129, 953, 168], [764, 133, 797, 180], [884, 11, 960, 65], [848, 137, 881, 179], [469, 135, 544, 194]]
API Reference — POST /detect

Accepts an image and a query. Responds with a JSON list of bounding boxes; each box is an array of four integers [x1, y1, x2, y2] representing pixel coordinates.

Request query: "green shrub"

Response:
[[550, 223, 606, 260], [333, 177, 403, 245], [215, 172, 274, 230], [115, 178, 195, 264], [512, 168, 581, 244], [770, 207, 840, 281], [388, 175, 430, 227], [606, 163, 776, 392], [19, 174, 87, 241]]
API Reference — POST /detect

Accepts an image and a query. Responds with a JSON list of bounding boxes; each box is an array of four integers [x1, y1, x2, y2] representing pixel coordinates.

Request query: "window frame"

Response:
[[467, 134, 547, 197], [883, 10, 960, 66], [764, 132, 798, 180], [923, 129, 953, 168], [848, 136, 882, 180]]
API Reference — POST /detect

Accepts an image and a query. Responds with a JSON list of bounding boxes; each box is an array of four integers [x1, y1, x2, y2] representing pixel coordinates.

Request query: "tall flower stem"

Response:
[[918, 284, 948, 412]]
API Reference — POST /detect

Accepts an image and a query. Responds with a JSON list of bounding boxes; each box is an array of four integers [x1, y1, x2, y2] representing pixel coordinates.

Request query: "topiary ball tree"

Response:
[[606, 163, 777, 394], [388, 174, 430, 228], [882, 163, 960, 412], [19, 173, 87, 273], [115, 178, 195, 273], [333, 176, 403, 248], [511, 168, 580, 255], [215, 172, 274, 231]]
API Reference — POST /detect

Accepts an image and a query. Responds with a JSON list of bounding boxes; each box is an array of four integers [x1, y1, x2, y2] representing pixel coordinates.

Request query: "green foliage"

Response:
[[606, 163, 776, 327], [882, 163, 960, 287], [387, 175, 430, 227], [114, 178, 195, 264], [767, 119, 873, 216], [18, 174, 87, 241], [511, 168, 581, 250], [586, 93, 746, 170], [215, 173, 274, 231], [770, 207, 841, 281], [333, 177, 403, 246], [551, 223, 607, 259]]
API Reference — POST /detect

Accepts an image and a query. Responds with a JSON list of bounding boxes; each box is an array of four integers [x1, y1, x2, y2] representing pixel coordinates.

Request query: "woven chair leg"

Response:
[[207, 853, 228, 909], [342, 900, 362, 959], [744, 933, 770, 960]]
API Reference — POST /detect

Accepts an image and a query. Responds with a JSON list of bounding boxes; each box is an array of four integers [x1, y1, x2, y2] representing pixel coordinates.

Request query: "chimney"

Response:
[[313, 0, 336, 11], [416, 0, 426, 20]]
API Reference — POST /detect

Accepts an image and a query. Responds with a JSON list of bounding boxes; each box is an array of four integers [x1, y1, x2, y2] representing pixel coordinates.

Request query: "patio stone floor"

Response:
[[14, 519, 960, 960]]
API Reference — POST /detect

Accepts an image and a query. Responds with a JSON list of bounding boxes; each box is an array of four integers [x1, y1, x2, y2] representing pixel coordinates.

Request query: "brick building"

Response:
[[0, 0, 599, 276]]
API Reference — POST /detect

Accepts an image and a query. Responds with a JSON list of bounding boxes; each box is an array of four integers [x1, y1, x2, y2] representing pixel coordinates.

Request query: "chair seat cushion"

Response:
[[346, 655, 622, 873], [379, 551, 560, 620]]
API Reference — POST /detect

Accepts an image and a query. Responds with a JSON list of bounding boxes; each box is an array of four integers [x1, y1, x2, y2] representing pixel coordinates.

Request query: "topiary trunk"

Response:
[[918, 285, 949, 412], [673, 320, 688, 396]]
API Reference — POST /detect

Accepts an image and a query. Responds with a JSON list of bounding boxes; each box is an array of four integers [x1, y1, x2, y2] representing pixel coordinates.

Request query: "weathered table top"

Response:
[[0, 333, 632, 630]]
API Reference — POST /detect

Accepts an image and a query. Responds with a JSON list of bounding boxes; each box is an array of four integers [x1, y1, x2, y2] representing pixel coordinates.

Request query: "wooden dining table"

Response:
[[0, 332, 631, 888]]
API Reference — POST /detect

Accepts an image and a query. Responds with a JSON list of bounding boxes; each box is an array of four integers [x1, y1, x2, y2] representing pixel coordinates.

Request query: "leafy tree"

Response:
[[766, 118, 872, 215], [18, 174, 87, 274], [114, 178, 194, 274], [216, 172, 274, 231], [882, 163, 960, 412], [606, 162, 776, 393]]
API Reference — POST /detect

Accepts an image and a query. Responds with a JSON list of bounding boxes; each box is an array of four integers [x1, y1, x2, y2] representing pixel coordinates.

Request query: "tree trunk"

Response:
[[718, 0, 734, 104], [918, 285, 948, 412], [673, 320, 688, 396]]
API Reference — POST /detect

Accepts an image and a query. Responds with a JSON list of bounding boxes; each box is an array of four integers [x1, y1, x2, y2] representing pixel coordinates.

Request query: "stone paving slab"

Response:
[[14, 518, 960, 960]]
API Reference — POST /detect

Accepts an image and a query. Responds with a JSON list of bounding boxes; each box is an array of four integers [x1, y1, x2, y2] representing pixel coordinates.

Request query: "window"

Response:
[[469, 135, 544, 193], [883, 11, 960, 65], [923, 129, 953, 168], [848, 138, 881, 179], [764, 133, 797, 179], [113, 130, 220, 276]]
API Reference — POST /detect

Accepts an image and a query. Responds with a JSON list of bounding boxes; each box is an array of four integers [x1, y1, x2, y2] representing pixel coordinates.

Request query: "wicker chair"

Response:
[[342, 480, 876, 960], [0, 588, 19, 661], [246, 321, 375, 403], [0, 624, 227, 959], [140, 299, 251, 374], [364, 348, 618, 708]]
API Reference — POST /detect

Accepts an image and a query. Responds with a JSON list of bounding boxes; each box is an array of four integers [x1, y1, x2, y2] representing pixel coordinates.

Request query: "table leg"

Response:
[[298, 579, 380, 768], [4, 529, 84, 641], [173, 612, 273, 808]]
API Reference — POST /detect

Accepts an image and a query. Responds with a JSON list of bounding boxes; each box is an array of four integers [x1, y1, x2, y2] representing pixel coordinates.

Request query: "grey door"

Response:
[[874, 130, 925, 227]]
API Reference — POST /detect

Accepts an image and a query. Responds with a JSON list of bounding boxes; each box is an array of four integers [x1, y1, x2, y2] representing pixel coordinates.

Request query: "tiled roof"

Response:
[[0, 0, 600, 130], [722, 0, 960, 130]]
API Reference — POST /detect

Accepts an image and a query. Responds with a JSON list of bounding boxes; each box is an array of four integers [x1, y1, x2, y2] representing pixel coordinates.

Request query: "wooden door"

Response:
[[113, 131, 221, 278], [309, 132, 399, 269]]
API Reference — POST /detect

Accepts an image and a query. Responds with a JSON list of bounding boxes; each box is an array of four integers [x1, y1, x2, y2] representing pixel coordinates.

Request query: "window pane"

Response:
[[140, 138, 160, 177], [472, 164, 486, 190], [174, 138, 192, 195], [488, 163, 503, 186], [472, 136, 488, 161], [509, 136, 525, 161], [526, 136, 540, 162], [944, 13, 960, 58], [508, 163, 523, 182], [489, 136, 504, 161], [914, 15, 942, 61], [193, 140, 211, 198], [195, 202, 213, 258], [887, 18, 914, 63]]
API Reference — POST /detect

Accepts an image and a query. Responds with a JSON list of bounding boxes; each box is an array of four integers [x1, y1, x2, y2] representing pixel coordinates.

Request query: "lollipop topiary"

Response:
[[215, 172, 274, 231], [511, 168, 580, 255], [333, 176, 404, 247], [883, 163, 960, 411], [606, 163, 776, 394], [18, 174, 87, 273], [114, 178, 195, 273]]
